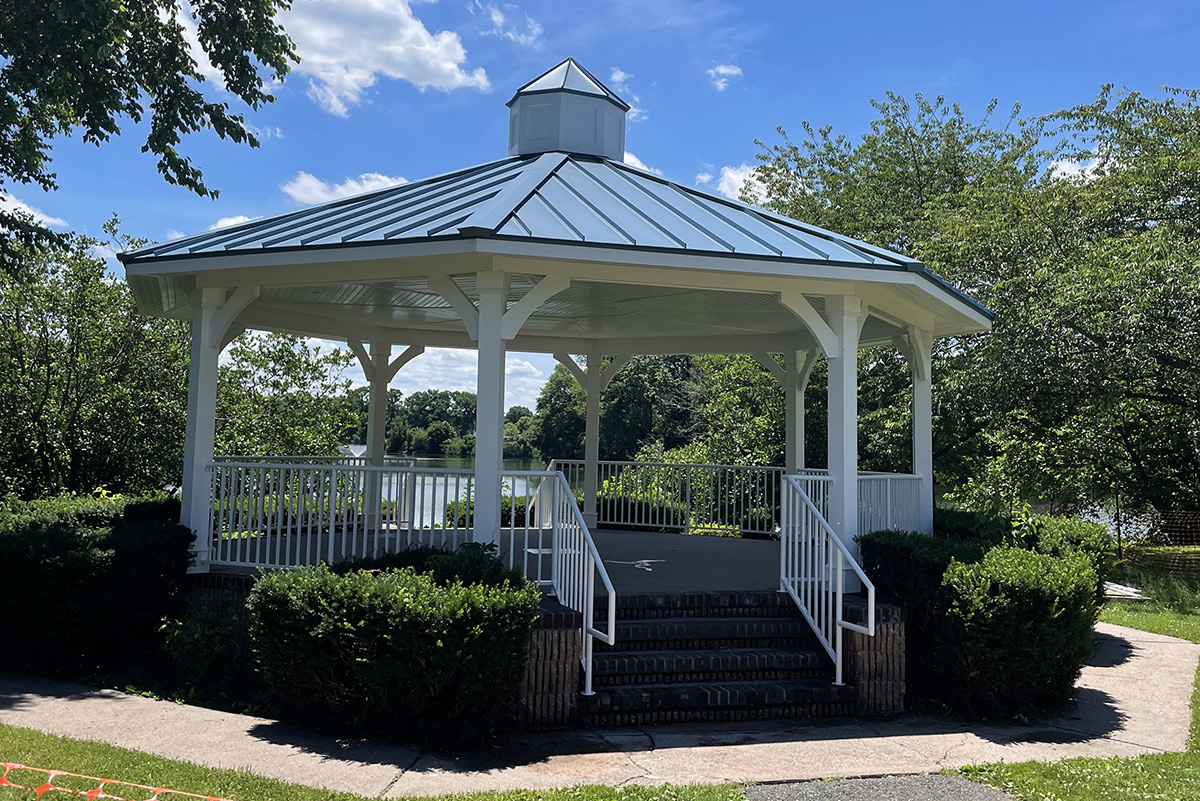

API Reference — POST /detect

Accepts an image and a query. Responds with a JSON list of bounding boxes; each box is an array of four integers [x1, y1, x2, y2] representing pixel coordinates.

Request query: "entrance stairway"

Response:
[[581, 590, 856, 726]]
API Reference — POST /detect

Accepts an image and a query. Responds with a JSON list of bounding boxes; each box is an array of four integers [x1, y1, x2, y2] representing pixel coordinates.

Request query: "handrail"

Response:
[[781, 474, 876, 685], [548, 471, 616, 696]]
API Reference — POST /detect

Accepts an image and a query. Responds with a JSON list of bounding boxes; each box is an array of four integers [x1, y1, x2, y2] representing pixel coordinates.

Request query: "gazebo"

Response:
[[121, 59, 991, 688]]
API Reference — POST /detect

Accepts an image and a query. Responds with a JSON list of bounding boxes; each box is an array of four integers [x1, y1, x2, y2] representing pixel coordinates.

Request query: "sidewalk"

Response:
[[0, 623, 1196, 797]]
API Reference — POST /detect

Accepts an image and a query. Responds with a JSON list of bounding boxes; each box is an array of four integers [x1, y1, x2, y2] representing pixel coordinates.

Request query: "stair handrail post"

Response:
[[834, 548, 845, 686]]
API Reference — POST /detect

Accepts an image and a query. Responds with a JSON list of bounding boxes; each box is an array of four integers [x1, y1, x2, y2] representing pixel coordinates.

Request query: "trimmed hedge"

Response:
[[933, 506, 1010, 546], [933, 547, 1098, 715], [1029, 515, 1114, 601], [333, 542, 527, 588], [248, 554, 540, 745], [0, 495, 193, 674], [444, 495, 529, 528]]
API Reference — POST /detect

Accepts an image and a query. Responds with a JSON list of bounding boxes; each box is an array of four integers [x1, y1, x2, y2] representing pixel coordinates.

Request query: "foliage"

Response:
[[0, 0, 296, 270], [1028, 514, 1114, 598], [934, 547, 1098, 715], [159, 596, 254, 704], [0, 724, 747, 801], [752, 87, 1200, 516], [0, 496, 192, 674], [964, 753, 1200, 801], [248, 561, 540, 745], [444, 496, 530, 530], [334, 542, 528, 588], [0, 236, 189, 498], [932, 506, 1010, 547], [216, 333, 354, 457]]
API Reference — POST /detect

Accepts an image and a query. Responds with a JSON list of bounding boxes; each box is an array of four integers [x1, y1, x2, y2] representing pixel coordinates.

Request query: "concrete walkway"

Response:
[[0, 623, 1195, 797]]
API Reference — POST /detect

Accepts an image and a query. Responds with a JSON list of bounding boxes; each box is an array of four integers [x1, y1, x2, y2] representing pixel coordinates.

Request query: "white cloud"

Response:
[[248, 124, 284, 141], [706, 63, 742, 91], [623, 152, 662, 175], [471, 1, 543, 47], [695, 171, 713, 185], [0, 192, 68, 229], [166, 230, 186, 241], [175, 5, 226, 90], [337, 344, 548, 411], [1049, 157, 1103, 182], [283, 0, 490, 117], [208, 215, 252, 231], [281, 171, 407, 204], [609, 66, 647, 122], [716, 163, 763, 201]]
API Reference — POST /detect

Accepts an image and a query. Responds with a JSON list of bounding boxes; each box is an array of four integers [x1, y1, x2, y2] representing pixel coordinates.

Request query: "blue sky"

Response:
[[7, 0, 1198, 410]]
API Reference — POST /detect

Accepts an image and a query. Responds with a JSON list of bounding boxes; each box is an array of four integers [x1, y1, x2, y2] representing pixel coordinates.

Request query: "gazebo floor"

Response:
[[591, 529, 779, 595]]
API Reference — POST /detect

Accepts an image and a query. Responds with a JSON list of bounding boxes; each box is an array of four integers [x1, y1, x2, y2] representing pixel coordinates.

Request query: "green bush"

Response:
[[333, 542, 527, 588], [596, 489, 689, 532], [933, 547, 1098, 715], [248, 562, 540, 745], [1029, 515, 1114, 599], [933, 506, 1010, 546], [0, 496, 193, 674], [444, 495, 529, 528], [160, 595, 255, 704]]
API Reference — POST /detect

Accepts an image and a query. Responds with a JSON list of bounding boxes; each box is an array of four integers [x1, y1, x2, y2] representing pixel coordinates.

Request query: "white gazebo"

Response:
[[121, 59, 991, 683]]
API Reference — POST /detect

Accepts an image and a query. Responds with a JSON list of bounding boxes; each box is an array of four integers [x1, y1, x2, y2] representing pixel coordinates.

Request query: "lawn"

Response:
[[0, 723, 740, 801], [963, 579, 1200, 800]]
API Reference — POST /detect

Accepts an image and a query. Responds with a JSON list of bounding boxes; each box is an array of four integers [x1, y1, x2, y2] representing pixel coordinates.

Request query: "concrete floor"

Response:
[[592, 529, 780, 594]]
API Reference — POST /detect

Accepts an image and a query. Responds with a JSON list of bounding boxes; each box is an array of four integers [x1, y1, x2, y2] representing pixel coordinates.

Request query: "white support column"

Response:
[[181, 286, 259, 571], [784, 350, 818, 473], [583, 352, 602, 529], [473, 272, 509, 543], [826, 296, 863, 563], [366, 343, 390, 466], [909, 327, 935, 535]]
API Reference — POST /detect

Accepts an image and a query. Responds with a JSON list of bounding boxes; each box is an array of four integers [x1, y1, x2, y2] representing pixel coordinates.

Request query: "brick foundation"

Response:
[[843, 599, 905, 716]]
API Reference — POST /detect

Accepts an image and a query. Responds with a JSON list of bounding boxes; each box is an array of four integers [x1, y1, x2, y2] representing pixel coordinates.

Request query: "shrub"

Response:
[[596, 489, 689, 532], [444, 495, 529, 528], [248, 563, 540, 745], [933, 506, 1009, 546], [333, 542, 526, 588], [1029, 515, 1114, 599], [160, 595, 255, 704], [933, 547, 1098, 715], [0, 498, 193, 674]]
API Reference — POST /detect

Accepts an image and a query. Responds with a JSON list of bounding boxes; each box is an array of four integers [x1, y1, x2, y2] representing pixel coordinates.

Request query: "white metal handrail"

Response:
[[780, 474, 875, 685], [546, 472, 616, 695]]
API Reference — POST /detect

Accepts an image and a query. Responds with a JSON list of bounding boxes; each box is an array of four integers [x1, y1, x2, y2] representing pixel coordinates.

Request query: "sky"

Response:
[[7, 0, 1199, 411]]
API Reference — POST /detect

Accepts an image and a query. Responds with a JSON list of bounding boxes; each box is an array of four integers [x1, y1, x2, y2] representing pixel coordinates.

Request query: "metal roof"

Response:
[[122, 151, 928, 272], [508, 58, 630, 111]]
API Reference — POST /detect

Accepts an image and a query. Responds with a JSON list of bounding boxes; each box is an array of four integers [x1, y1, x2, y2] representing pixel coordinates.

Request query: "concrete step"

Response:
[[581, 678, 855, 726], [592, 646, 831, 686], [604, 616, 818, 651], [595, 590, 802, 621]]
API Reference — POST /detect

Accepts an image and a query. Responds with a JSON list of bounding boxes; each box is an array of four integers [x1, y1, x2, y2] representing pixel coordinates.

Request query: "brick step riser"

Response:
[[597, 605, 804, 621], [603, 636, 816, 652], [582, 701, 855, 727], [593, 668, 831, 686]]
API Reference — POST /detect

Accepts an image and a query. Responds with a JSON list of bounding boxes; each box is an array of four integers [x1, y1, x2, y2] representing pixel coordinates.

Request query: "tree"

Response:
[[752, 87, 1200, 514], [216, 333, 354, 457], [0, 233, 189, 497], [505, 405, 533, 424], [534, 365, 585, 460], [0, 1, 297, 269]]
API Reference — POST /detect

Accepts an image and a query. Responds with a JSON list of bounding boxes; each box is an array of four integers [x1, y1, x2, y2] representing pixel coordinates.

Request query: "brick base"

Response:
[[843, 600, 905, 716]]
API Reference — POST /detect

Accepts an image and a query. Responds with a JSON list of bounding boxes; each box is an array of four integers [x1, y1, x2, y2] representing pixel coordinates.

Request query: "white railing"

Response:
[[780, 474, 875, 685], [206, 460, 617, 691], [857, 473, 922, 534], [545, 472, 616, 695], [550, 459, 784, 536], [214, 454, 414, 467]]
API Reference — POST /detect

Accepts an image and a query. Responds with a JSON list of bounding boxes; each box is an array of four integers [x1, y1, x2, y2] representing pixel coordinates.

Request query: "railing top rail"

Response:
[[554, 459, 785, 472], [206, 461, 475, 474], [783, 475, 876, 596]]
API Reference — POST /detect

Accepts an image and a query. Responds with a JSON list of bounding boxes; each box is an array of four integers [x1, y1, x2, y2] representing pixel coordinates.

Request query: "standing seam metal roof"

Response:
[[122, 152, 926, 272]]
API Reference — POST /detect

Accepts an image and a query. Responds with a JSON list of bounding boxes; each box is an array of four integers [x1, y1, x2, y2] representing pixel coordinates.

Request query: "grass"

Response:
[[0, 723, 741, 801], [962, 567, 1200, 799]]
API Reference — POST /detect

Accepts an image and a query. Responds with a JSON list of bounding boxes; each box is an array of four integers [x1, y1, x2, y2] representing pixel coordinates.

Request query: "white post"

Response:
[[181, 288, 225, 571], [583, 352, 602, 529], [364, 342, 390, 529], [784, 350, 818, 473], [910, 328, 935, 535], [826, 296, 862, 572], [474, 271, 508, 543]]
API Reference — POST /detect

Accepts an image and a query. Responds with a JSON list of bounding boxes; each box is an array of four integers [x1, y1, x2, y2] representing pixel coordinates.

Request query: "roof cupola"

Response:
[[506, 58, 629, 160]]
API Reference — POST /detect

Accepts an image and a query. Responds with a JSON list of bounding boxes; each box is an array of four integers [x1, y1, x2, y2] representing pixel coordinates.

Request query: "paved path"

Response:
[[745, 776, 1010, 801], [0, 623, 1195, 797]]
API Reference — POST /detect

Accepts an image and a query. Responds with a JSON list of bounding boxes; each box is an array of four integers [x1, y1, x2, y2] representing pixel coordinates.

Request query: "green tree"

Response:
[[0, 234, 189, 497], [533, 364, 585, 460], [215, 333, 354, 457], [0, 0, 296, 269]]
